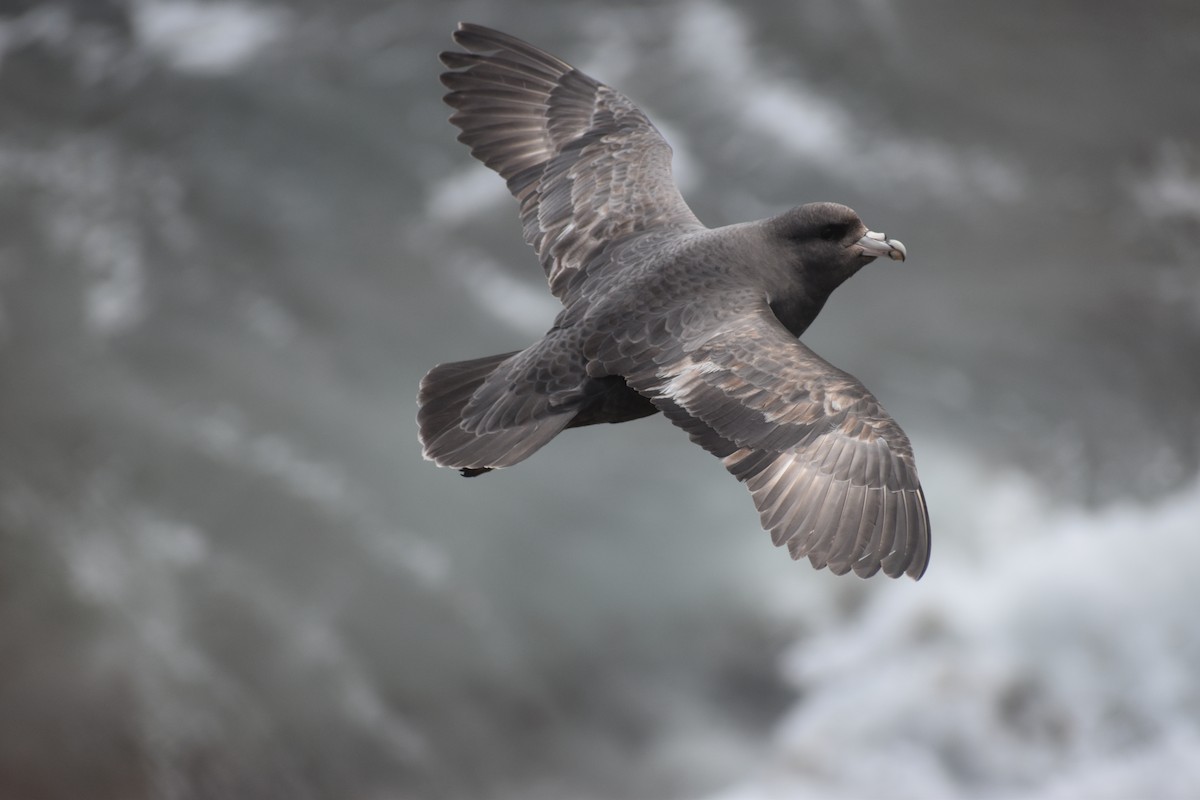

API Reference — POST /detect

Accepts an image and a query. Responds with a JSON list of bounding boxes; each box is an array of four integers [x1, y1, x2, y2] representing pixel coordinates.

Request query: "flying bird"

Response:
[[418, 23, 930, 579]]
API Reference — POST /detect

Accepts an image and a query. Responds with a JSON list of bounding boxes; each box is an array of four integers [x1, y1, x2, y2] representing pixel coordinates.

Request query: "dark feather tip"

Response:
[[459, 466, 493, 477]]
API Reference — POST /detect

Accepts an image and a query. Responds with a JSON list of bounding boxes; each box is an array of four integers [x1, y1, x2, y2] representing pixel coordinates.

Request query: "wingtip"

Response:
[[459, 466, 495, 477], [905, 488, 932, 580], [906, 538, 931, 580], [449, 22, 479, 50], [451, 22, 505, 49]]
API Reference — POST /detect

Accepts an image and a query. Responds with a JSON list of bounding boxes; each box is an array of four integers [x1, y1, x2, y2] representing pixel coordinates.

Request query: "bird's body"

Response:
[[419, 24, 931, 579]]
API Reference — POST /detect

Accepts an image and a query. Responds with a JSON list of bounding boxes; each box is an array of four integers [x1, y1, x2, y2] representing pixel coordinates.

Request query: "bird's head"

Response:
[[770, 202, 907, 291]]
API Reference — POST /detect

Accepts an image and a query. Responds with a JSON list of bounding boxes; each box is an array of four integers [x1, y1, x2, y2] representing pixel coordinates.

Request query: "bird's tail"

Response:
[[417, 351, 575, 476]]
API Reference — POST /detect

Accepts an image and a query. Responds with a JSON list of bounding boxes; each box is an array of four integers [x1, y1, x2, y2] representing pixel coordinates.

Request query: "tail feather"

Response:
[[417, 351, 574, 474]]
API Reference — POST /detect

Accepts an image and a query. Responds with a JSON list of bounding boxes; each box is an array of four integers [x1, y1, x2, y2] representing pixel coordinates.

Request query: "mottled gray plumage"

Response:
[[418, 23, 930, 579]]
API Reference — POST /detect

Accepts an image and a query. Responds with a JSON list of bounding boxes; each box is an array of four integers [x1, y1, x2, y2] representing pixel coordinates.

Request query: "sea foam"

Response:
[[704, 439, 1200, 799]]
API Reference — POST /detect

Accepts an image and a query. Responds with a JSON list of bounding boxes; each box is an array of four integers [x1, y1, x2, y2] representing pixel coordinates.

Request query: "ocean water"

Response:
[[2, 1, 1199, 798]]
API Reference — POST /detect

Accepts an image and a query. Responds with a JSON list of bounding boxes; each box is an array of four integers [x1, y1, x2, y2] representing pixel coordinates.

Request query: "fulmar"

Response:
[[418, 23, 930, 579]]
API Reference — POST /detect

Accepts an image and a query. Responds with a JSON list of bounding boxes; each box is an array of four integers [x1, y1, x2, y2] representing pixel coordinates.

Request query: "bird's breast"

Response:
[[767, 292, 826, 338]]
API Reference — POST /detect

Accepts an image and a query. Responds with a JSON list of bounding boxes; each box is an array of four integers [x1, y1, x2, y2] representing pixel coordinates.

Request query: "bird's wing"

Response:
[[440, 23, 704, 301], [593, 296, 930, 579]]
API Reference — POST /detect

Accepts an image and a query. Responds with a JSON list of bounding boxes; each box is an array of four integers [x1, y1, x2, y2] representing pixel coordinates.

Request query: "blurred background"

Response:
[[2, 1, 1199, 798]]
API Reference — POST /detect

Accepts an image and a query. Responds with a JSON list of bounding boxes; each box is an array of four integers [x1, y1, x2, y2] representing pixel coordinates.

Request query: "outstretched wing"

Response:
[[595, 297, 931, 579], [440, 23, 703, 301]]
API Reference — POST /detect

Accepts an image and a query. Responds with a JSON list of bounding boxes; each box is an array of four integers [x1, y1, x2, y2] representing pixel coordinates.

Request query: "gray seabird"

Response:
[[418, 23, 930, 579]]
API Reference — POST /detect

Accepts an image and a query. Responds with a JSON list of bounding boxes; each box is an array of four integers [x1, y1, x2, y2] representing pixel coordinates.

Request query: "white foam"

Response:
[[0, 6, 72, 63], [1133, 144, 1200, 220], [649, 116, 704, 196], [130, 0, 289, 75], [451, 251, 560, 336], [75, 222, 147, 334], [1131, 143, 1200, 323], [671, 0, 1024, 201], [0, 138, 157, 335], [700, 438, 1200, 800], [188, 410, 450, 588], [67, 505, 430, 767], [674, 2, 850, 164], [425, 165, 510, 224]]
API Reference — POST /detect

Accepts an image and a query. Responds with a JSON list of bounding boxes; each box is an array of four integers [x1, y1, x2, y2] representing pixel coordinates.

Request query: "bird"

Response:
[[418, 23, 930, 579]]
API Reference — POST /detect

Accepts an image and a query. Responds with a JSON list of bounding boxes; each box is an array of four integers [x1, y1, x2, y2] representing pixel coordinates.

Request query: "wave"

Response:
[[130, 0, 290, 75], [703, 438, 1200, 799]]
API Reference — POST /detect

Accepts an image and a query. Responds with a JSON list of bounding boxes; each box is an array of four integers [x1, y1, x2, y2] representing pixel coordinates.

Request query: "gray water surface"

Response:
[[2, 2, 1199, 799]]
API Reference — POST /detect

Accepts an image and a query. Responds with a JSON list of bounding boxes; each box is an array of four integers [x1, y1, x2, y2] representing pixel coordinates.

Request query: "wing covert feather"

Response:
[[595, 299, 930, 579]]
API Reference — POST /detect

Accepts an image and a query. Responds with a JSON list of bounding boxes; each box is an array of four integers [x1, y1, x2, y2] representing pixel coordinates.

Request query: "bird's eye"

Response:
[[819, 223, 846, 242]]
